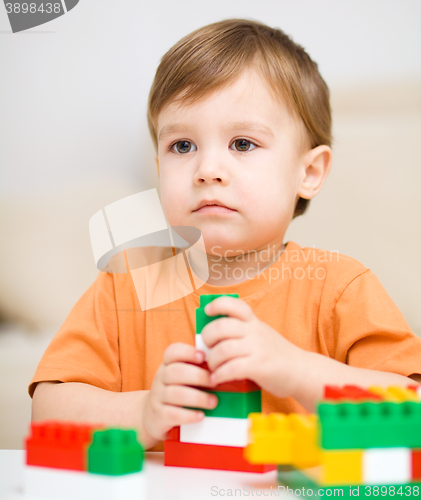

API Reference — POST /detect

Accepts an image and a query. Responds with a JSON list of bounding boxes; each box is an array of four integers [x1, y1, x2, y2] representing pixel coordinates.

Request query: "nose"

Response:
[[193, 156, 227, 185]]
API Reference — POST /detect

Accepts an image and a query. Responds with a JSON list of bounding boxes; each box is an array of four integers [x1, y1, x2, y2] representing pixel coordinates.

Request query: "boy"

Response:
[[30, 18, 421, 452]]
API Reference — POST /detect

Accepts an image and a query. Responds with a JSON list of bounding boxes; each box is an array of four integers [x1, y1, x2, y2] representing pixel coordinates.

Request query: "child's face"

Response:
[[156, 67, 320, 256]]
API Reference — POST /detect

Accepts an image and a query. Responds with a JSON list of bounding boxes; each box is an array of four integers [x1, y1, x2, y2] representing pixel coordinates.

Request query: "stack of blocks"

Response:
[[165, 293, 275, 472], [245, 384, 421, 497], [24, 421, 145, 500]]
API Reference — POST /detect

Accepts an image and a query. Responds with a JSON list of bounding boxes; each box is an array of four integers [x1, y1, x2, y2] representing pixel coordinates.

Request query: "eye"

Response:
[[169, 141, 197, 154], [230, 139, 258, 152], [168, 138, 258, 154]]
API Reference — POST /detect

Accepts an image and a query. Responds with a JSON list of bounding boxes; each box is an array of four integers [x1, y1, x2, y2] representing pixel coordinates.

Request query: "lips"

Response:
[[194, 205, 236, 214], [194, 199, 235, 211]]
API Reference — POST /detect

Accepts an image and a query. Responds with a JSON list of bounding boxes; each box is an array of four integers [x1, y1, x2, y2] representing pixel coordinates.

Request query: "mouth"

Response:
[[193, 200, 236, 214]]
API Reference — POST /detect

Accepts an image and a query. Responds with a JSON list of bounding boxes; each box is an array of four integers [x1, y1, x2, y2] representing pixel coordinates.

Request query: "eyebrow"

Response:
[[158, 121, 275, 142]]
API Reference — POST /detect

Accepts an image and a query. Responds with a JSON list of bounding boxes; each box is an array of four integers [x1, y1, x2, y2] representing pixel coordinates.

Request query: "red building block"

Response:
[[412, 450, 421, 480], [193, 361, 260, 392], [25, 421, 101, 471], [167, 426, 180, 441], [164, 440, 276, 473], [213, 380, 261, 393], [324, 385, 383, 401]]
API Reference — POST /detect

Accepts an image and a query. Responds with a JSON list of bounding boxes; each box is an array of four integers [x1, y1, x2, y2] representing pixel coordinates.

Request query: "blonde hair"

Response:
[[147, 18, 332, 218]]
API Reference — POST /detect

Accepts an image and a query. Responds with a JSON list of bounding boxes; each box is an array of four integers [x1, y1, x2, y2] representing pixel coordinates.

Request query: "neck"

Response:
[[188, 240, 286, 286]]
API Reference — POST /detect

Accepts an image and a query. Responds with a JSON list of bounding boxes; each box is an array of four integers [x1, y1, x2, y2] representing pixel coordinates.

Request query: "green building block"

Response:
[[318, 400, 421, 450], [277, 466, 421, 499], [196, 294, 239, 333], [188, 390, 261, 418], [277, 465, 318, 490], [88, 429, 143, 476]]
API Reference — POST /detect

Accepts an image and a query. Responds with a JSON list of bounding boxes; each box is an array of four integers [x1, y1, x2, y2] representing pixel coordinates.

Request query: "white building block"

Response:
[[24, 465, 146, 500], [363, 448, 411, 484], [180, 416, 249, 447], [195, 333, 210, 359]]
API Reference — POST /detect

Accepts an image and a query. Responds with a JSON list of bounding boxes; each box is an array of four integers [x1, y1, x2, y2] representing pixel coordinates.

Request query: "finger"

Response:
[[202, 317, 247, 348], [162, 361, 212, 387], [163, 342, 205, 366], [204, 296, 254, 322], [161, 404, 205, 430], [206, 338, 249, 371], [209, 356, 250, 386], [162, 384, 218, 410]]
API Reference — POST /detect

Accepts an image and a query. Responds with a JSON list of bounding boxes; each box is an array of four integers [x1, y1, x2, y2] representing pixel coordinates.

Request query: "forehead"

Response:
[[157, 67, 300, 141]]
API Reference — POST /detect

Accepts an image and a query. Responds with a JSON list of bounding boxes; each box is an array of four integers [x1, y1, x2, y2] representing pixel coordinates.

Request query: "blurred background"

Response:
[[0, 0, 420, 449]]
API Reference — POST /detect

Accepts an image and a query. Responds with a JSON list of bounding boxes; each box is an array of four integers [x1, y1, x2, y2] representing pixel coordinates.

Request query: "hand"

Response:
[[202, 296, 306, 399], [141, 343, 218, 442]]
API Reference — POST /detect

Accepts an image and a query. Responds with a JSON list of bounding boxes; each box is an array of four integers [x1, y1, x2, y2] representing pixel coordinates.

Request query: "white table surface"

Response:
[[0, 450, 282, 500]]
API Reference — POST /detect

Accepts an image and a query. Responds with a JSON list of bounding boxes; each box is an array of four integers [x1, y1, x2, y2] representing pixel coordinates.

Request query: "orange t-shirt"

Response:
[[29, 240, 421, 449]]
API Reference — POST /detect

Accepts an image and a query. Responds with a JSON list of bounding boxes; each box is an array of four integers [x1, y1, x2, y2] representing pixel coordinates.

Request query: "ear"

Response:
[[297, 145, 332, 200], [155, 156, 160, 178]]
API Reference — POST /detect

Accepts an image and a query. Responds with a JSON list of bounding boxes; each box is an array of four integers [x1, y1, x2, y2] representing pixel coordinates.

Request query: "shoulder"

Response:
[[284, 240, 371, 294]]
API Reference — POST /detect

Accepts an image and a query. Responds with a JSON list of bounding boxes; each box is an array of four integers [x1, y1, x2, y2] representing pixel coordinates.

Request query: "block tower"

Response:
[[24, 421, 145, 500], [245, 384, 421, 495], [165, 293, 275, 472]]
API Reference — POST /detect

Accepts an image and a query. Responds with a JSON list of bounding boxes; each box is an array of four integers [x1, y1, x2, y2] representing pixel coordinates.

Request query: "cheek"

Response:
[[159, 178, 185, 223]]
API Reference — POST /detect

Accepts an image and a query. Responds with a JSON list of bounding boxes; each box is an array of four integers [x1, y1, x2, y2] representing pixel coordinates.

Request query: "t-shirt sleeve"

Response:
[[28, 271, 121, 398], [332, 269, 421, 378]]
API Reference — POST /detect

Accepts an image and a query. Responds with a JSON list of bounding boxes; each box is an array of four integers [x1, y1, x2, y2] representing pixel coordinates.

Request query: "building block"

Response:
[[363, 448, 411, 484], [212, 379, 261, 393], [324, 385, 383, 401], [320, 449, 363, 485], [277, 465, 319, 490], [196, 294, 239, 333], [25, 421, 100, 471], [318, 400, 421, 449], [88, 429, 143, 475], [166, 427, 180, 441], [245, 413, 320, 468], [195, 333, 211, 359], [369, 386, 419, 402], [193, 361, 260, 392], [387, 386, 419, 401], [288, 413, 321, 469], [245, 413, 293, 465], [188, 390, 261, 418], [412, 450, 421, 480], [24, 464, 146, 500], [180, 416, 249, 447], [164, 440, 275, 473], [277, 466, 421, 499]]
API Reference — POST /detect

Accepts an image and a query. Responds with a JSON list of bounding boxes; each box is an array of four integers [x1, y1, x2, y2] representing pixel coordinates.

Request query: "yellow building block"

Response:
[[320, 449, 363, 486], [289, 414, 321, 469], [245, 413, 293, 464], [368, 386, 400, 402], [387, 386, 419, 401], [369, 386, 418, 401], [245, 413, 321, 467]]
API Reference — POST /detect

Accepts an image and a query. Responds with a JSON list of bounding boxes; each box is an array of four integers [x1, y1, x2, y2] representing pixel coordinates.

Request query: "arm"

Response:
[[32, 381, 159, 450], [201, 296, 421, 414], [294, 351, 419, 412], [32, 343, 217, 450]]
